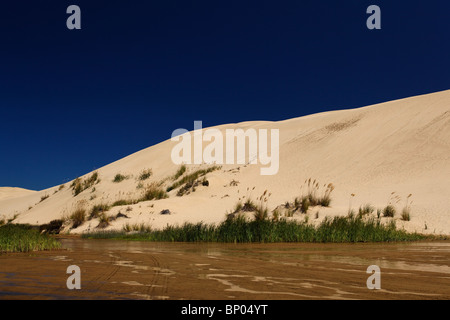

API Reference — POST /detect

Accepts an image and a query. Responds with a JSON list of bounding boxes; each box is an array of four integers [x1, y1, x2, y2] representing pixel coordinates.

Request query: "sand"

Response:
[[1, 90, 449, 235]]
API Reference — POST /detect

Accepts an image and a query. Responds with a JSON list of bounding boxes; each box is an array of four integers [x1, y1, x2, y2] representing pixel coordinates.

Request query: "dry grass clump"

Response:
[[290, 179, 334, 214], [167, 166, 220, 192], [401, 194, 413, 221], [70, 201, 87, 229], [138, 169, 153, 181], [227, 190, 271, 222], [140, 183, 169, 201], [172, 165, 187, 181], [113, 173, 129, 183], [358, 204, 375, 218], [383, 205, 396, 218], [71, 172, 100, 196], [89, 203, 111, 220]]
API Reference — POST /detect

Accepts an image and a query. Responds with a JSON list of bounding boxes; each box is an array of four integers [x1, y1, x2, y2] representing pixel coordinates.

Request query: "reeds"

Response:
[[83, 215, 425, 243], [0, 224, 61, 253]]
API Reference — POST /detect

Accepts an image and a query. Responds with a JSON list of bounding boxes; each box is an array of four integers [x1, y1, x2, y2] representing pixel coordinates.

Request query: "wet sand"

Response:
[[0, 239, 449, 300]]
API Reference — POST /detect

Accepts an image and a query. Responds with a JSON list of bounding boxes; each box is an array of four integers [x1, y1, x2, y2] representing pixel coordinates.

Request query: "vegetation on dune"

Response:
[[138, 168, 153, 181], [172, 164, 187, 181], [71, 171, 100, 196], [140, 183, 169, 201], [113, 173, 128, 183], [0, 224, 61, 253], [166, 166, 220, 193], [89, 203, 111, 220]]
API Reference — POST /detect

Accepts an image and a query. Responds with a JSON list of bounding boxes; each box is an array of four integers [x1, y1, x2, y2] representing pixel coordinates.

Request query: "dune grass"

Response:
[[113, 173, 128, 183], [172, 165, 187, 181], [83, 215, 426, 243], [138, 168, 153, 181], [71, 172, 100, 196], [166, 166, 220, 192], [0, 224, 61, 253]]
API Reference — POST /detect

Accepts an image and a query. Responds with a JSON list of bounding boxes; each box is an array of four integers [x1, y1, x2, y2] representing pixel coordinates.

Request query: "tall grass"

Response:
[[0, 224, 61, 253], [70, 207, 86, 229], [83, 215, 426, 243]]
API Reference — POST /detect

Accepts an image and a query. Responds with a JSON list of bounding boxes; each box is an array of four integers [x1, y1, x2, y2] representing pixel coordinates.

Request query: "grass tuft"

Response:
[[113, 173, 128, 183], [71, 172, 100, 196], [383, 205, 396, 218]]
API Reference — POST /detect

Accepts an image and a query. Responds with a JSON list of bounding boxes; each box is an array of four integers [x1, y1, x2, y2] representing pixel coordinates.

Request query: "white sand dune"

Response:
[[1, 90, 449, 235]]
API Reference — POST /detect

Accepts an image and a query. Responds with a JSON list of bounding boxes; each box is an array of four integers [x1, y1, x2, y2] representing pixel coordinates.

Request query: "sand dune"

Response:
[[1, 90, 449, 235]]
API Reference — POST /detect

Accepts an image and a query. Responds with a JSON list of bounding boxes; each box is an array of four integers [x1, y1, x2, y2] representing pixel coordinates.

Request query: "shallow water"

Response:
[[0, 239, 449, 300]]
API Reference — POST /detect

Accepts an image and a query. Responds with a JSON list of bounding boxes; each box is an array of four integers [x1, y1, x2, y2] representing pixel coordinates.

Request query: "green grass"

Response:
[[0, 224, 61, 253], [83, 215, 427, 243]]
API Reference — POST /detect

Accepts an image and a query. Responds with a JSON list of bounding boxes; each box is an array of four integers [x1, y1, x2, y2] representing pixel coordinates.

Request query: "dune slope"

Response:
[[1, 90, 449, 235]]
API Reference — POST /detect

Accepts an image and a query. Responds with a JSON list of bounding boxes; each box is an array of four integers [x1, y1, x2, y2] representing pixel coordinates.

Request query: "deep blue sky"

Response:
[[1, 1, 449, 190]]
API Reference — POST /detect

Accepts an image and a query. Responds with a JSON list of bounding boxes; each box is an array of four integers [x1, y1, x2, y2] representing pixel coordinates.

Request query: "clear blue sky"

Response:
[[1, 1, 449, 190]]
